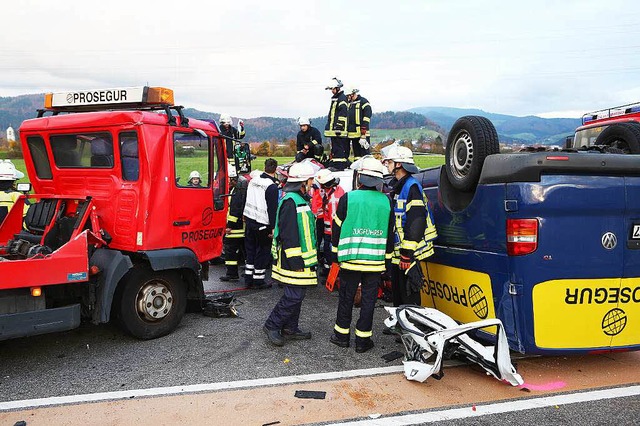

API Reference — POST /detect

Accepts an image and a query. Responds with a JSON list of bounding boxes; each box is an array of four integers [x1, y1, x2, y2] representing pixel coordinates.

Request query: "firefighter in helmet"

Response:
[[345, 87, 372, 161], [0, 159, 28, 221], [219, 113, 246, 160], [295, 117, 324, 163], [329, 156, 394, 353], [324, 77, 350, 170], [221, 165, 248, 281], [188, 170, 203, 187], [383, 146, 437, 306], [263, 161, 317, 346]]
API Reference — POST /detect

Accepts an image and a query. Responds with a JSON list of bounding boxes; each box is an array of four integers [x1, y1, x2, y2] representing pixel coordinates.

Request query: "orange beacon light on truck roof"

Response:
[[43, 86, 174, 110]]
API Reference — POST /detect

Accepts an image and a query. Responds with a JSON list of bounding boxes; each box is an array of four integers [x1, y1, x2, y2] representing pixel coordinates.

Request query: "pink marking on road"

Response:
[[519, 381, 567, 391]]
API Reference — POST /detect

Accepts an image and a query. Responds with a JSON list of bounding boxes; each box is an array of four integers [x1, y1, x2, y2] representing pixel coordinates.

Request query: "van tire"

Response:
[[594, 122, 640, 154], [116, 267, 186, 340], [445, 116, 500, 191]]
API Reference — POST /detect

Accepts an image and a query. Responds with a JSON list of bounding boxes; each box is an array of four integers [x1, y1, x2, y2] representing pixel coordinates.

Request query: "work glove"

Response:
[[406, 264, 425, 294], [399, 254, 412, 271], [359, 138, 370, 149]]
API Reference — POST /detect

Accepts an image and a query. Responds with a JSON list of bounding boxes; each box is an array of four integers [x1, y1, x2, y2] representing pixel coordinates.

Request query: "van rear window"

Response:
[[50, 133, 114, 168]]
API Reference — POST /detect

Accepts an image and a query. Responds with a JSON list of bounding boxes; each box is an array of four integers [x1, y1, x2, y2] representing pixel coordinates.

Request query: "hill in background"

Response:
[[1, 94, 579, 146]]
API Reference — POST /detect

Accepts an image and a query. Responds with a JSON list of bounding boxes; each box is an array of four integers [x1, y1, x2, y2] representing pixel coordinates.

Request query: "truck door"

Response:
[[171, 131, 227, 262], [513, 175, 626, 352]]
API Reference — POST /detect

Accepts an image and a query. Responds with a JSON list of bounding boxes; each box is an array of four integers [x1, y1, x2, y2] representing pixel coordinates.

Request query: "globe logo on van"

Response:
[[601, 232, 617, 250], [602, 308, 627, 336], [468, 284, 488, 319]]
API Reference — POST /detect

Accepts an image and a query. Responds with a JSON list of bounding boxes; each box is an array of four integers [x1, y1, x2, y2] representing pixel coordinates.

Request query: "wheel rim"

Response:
[[450, 131, 474, 179], [136, 281, 174, 321]]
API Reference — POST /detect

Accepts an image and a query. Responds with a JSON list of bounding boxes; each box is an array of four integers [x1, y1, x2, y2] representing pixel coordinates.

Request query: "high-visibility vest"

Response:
[[271, 192, 318, 286], [347, 96, 372, 139], [337, 190, 390, 272], [393, 176, 438, 263], [243, 175, 274, 225], [324, 92, 348, 138]]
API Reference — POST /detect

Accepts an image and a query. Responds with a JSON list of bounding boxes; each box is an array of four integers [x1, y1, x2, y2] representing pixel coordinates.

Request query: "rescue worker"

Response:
[[345, 87, 372, 161], [263, 161, 317, 346], [221, 165, 248, 281], [310, 168, 345, 275], [0, 159, 27, 221], [383, 146, 437, 306], [187, 170, 203, 187], [295, 117, 324, 163], [324, 77, 349, 170], [329, 157, 394, 353], [243, 158, 279, 289], [219, 114, 246, 160]]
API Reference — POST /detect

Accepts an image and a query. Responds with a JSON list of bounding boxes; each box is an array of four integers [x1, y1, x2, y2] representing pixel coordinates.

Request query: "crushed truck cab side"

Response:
[[0, 86, 229, 341]]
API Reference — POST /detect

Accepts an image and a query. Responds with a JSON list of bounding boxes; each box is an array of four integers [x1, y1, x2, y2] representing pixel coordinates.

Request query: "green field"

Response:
[[2, 154, 445, 187]]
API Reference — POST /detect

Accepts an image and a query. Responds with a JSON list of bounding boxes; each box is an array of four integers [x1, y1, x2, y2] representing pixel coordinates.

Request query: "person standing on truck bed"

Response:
[[219, 113, 245, 160], [221, 165, 248, 282], [324, 77, 350, 170], [329, 157, 393, 353], [263, 161, 317, 346], [243, 158, 279, 290], [295, 117, 324, 163], [345, 87, 372, 161], [383, 146, 438, 306], [0, 159, 28, 223]]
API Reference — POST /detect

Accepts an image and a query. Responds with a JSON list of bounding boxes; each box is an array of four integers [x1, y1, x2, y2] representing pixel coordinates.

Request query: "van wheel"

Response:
[[117, 267, 186, 340], [594, 123, 640, 154], [445, 116, 500, 191]]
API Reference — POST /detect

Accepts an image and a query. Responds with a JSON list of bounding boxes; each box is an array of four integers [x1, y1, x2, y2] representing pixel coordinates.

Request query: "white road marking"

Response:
[[328, 384, 640, 425], [0, 365, 403, 412]]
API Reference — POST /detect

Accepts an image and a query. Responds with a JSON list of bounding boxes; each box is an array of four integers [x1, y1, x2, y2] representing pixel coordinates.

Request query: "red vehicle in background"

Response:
[[0, 86, 229, 340]]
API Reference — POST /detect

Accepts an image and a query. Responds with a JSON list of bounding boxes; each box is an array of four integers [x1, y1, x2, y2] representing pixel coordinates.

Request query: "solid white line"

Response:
[[327, 384, 640, 425], [0, 365, 404, 412]]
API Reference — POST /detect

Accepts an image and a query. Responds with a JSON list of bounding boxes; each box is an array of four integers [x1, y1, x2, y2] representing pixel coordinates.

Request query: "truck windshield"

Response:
[[574, 126, 605, 149]]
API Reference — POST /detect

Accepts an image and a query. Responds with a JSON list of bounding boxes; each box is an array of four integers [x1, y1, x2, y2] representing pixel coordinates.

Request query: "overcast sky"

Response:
[[1, 0, 639, 119]]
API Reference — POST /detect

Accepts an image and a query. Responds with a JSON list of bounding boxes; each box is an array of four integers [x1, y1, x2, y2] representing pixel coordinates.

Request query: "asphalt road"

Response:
[[0, 264, 401, 401]]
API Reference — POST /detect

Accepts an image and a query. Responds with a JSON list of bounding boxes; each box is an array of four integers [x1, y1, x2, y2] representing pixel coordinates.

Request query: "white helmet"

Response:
[[219, 114, 232, 125], [297, 117, 310, 126], [0, 159, 25, 180], [344, 87, 359, 96], [228, 164, 238, 178], [357, 157, 385, 188], [315, 168, 336, 185], [287, 161, 316, 183], [189, 170, 201, 180], [383, 145, 419, 173], [325, 77, 343, 90]]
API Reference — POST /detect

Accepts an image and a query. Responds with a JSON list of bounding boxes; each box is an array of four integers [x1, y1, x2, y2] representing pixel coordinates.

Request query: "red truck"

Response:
[[568, 101, 640, 153], [0, 86, 230, 340]]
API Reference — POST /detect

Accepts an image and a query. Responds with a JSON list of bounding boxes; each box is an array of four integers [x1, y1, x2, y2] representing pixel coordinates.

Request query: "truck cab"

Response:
[[0, 86, 229, 340]]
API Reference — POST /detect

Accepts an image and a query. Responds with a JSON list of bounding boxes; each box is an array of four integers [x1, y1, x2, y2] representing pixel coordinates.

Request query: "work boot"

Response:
[[220, 274, 239, 282], [382, 325, 401, 335], [355, 339, 375, 353], [329, 334, 349, 348], [282, 328, 312, 340], [263, 325, 284, 347]]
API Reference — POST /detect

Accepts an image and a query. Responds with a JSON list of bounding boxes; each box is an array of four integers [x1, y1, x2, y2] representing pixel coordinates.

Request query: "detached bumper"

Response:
[[0, 304, 81, 341]]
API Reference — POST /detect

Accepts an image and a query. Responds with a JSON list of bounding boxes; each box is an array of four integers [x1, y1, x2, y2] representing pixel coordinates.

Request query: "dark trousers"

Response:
[[223, 236, 244, 277], [244, 221, 272, 287], [322, 234, 332, 270], [330, 137, 350, 164], [265, 285, 308, 332], [390, 264, 421, 307], [334, 269, 380, 344], [350, 137, 371, 160]]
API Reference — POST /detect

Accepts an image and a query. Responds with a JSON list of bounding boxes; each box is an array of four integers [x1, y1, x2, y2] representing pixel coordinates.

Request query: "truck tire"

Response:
[[594, 123, 640, 154], [445, 116, 500, 191], [116, 267, 187, 340]]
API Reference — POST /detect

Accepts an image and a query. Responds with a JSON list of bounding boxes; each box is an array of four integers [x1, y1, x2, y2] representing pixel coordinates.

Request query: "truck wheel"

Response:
[[595, 123, 640, 154], [117, 267, 186, 340], [445, 116, 500, 191]]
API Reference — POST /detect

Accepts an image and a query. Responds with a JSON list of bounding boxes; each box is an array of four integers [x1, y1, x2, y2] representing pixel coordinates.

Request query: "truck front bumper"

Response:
[[0, 304, 81, 341]]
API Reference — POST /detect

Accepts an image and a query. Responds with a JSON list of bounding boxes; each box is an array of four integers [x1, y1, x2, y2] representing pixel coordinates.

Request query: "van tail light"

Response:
[[507, 219, 538, 256]]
